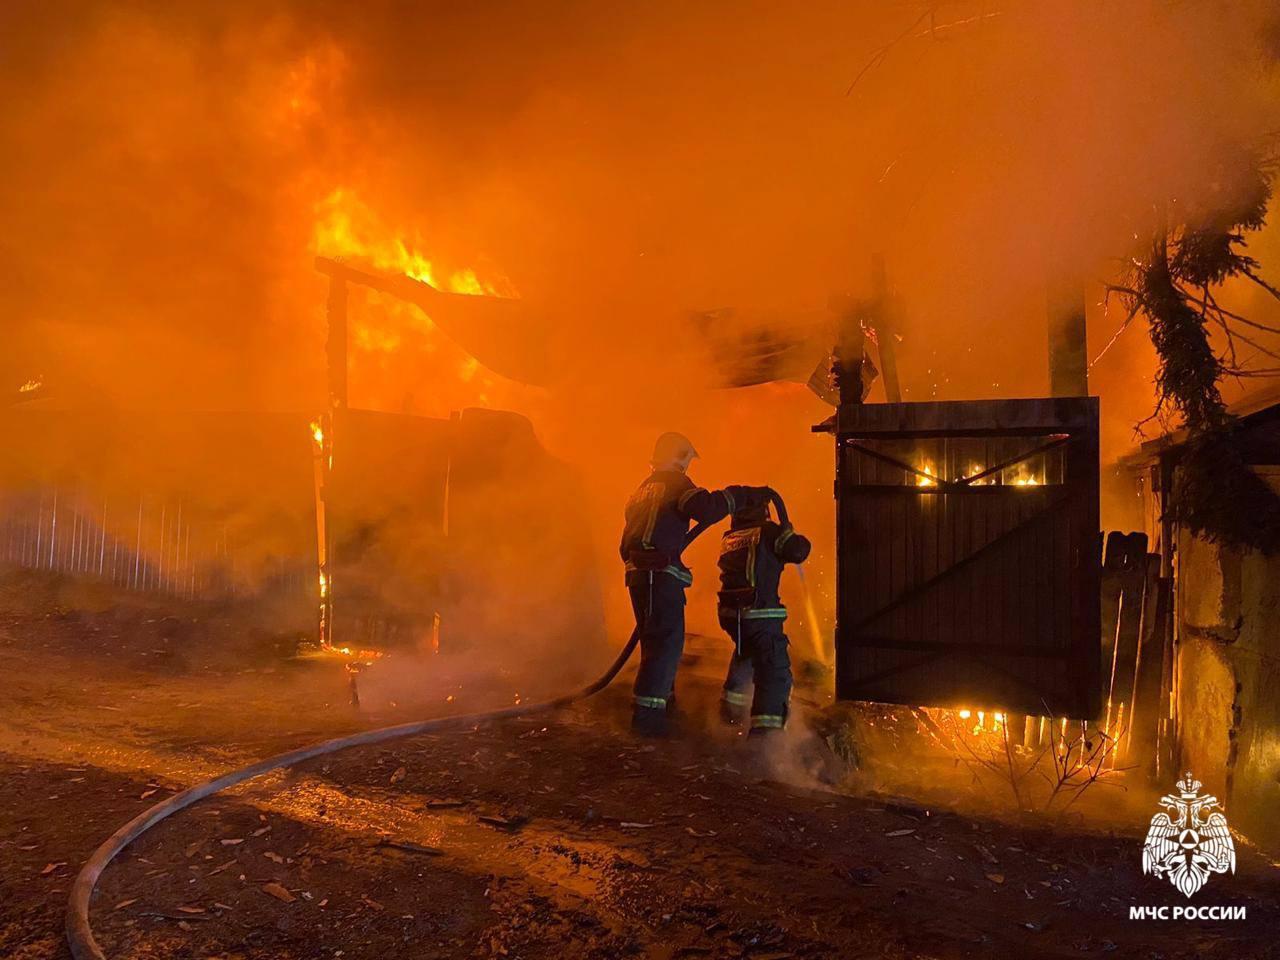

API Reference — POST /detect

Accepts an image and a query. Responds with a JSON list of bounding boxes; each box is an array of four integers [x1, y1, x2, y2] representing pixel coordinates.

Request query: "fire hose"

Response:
[[65, 492, 789, 960], [65, 631, 641, 960]]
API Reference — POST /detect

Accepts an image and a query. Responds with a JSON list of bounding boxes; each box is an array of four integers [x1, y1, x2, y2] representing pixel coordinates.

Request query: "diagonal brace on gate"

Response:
[[847, 436, 1069, 490], [851, 487, 1073, 633]]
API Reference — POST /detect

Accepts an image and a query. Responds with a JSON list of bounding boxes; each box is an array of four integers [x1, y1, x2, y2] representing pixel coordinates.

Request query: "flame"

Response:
[[310, 188, 521, 416], [312, 188, 510, 298], [914, 458, 1043, 487], [1005, 462, 1043, 487], [965, 462, 995, 485]]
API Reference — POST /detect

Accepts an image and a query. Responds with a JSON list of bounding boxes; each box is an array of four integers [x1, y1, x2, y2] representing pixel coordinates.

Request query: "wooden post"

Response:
[[1047, 281, 1088, 397], [832, 297, 868, 407], [1104, 534, 1149, 759], [318, 272, 347, 650], [1126, 554, 1166, 777]]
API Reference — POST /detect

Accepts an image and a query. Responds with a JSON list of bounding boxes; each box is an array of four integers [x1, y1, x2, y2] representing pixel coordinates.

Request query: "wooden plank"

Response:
[[1127, 559, 1168, 779], [1067, 406, 1102, 718], [1105, 538, 1149, 743], [922, 485, 938, 676], [938, 479, 955, 664], [890, 488, 907, 682], [1098, 533, 1128, 724], [837, 396, 1098, 438], [1153, 575, 1176, 779]]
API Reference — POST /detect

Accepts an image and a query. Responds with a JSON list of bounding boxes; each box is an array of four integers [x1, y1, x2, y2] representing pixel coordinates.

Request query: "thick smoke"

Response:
[[2, 1, 1279, 659]]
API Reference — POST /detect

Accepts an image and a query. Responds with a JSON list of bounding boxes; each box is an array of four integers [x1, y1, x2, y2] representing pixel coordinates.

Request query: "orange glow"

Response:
[[918, 460, 1043, 487], [308, 188, 523, 416], [965, 462, 995, 485], [921, 707, 1011, 739], [311, 188, 510, 299]]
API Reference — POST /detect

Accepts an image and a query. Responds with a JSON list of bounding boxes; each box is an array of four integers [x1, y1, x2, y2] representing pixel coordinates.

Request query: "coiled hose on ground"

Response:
[[65, 629, 641, 960]]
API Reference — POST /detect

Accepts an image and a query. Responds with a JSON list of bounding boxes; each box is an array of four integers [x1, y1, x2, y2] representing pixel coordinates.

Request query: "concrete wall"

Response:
[[1176, 483, 1280, 851]]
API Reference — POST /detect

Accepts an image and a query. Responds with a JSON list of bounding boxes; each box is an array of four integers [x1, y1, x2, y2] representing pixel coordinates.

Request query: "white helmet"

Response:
[[650, 431, 699, 470]]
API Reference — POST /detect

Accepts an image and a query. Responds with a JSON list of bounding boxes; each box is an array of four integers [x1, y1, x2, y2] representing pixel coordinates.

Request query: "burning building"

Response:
[[6, 4, 1280, 957], [0, 384, 606, 681]]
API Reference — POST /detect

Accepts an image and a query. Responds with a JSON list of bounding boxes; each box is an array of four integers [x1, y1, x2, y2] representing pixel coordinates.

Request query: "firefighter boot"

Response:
[[719, 688, 750, 726], [631, 704, 669, 738]]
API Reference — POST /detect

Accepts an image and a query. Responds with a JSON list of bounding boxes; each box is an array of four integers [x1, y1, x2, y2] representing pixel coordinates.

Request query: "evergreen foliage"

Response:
[[1110, 146, 1280, 553]]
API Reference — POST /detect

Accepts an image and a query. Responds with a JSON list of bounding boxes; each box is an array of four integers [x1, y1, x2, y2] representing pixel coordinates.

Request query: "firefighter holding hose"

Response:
[[621, 432, 774, 737], [716, 493, 811, 736]]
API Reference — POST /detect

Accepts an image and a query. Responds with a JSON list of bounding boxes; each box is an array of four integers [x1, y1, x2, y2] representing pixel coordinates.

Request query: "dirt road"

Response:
[[1, 584, 1277, 959]]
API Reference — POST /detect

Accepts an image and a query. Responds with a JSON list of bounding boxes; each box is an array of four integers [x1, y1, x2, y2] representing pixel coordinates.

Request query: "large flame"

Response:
[[311, 188, 509, 298], [308, 188, 519, 415]]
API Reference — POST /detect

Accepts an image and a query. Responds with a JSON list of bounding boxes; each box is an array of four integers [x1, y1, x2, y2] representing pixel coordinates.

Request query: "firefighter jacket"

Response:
[[620, 471, 771, 586], [716, 519, 812, 620]]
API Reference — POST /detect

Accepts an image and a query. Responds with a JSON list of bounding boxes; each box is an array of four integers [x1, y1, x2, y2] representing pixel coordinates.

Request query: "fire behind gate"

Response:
[[817, 396, 1101, 720]]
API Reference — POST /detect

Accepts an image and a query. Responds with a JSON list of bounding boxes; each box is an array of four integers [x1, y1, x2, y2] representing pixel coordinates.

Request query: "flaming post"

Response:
[[831, 292, 874, 407], [314, 270, 347, 677], [830, 255, 897, 406]]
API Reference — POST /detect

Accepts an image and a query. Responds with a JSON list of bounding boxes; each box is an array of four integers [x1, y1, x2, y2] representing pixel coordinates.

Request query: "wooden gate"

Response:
[[829, 397, 1100, 718]]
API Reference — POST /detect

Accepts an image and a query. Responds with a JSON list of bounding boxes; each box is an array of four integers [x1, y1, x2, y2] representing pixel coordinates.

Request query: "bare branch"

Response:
[[1089, 294, 1142, 371], [1183, 285, 1280, 335], [1242, 265, 1280, 303], [914, 10, 1003, 38], [1224, 366, 1280, 377], [846, 8, 934, 95], [1218, 322, 1280, 363]]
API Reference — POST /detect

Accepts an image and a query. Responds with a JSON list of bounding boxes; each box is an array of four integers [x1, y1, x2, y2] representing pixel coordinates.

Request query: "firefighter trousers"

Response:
[[719, 617, 792, 733], [628, 573, 687, 718]]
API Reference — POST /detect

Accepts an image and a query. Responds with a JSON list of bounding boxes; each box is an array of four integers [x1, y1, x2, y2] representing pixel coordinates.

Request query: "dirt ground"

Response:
[[2, 574, 1278, 960]]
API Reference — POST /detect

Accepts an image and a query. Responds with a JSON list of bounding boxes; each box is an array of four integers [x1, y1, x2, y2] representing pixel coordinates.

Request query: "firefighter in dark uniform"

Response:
[[621, 432, 774, 737], [716, 498, 811, 735]]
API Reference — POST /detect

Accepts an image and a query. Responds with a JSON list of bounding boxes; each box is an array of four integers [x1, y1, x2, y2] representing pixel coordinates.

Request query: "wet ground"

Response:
[[2, 575, 1278, 959]]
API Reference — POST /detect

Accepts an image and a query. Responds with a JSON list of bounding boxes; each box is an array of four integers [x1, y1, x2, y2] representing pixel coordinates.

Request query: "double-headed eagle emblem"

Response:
[[1142, 772, 1236, 898]]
